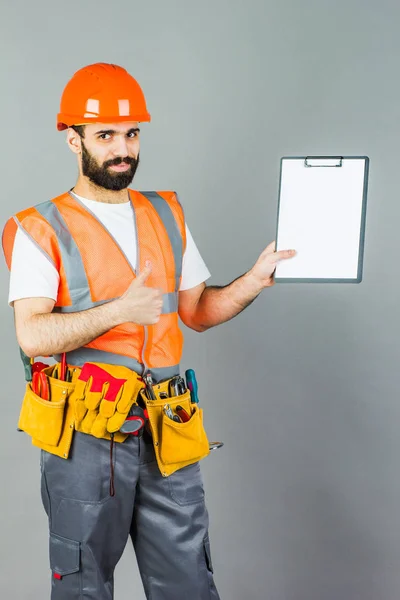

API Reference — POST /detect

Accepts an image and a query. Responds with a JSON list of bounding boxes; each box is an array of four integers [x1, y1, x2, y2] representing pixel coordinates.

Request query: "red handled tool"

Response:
[[120, 405, 149, 435], [31, 360, 50, 400], [31, 361, 49, 374], [175, 405, 191, 423], [59, 352, 67, 381], [32, 370, 50, 400]]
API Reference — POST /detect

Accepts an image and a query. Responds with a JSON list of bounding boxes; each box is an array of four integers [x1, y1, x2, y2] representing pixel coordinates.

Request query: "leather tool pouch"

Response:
[[140, 379, 210, 477], [18, 364, 77, 459]]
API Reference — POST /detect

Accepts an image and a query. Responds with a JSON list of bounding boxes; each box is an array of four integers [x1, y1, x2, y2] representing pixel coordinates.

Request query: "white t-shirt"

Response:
[[8, 194, 211, 307]]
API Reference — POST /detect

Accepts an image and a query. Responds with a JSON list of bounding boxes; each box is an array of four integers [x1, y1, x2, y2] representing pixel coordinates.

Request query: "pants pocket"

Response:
[[50, 532, 81, 596], [42, 432, 111, 503], [167, 461, 205, 506], [40, 452, 51, 518], [204, 534, 214, 573]]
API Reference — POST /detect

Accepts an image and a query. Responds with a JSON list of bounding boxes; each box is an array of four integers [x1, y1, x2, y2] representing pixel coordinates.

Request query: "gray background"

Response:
[[0, 0, 398, 598]]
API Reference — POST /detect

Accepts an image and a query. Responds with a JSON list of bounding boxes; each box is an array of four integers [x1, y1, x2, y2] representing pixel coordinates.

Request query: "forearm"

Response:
[[19, 300, 124, 357], [193, 271, 270, 331]]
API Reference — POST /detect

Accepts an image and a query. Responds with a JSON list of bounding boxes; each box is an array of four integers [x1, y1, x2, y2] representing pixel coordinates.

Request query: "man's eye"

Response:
[[127, 132, 137, 138], [99, 134, 111, 140]]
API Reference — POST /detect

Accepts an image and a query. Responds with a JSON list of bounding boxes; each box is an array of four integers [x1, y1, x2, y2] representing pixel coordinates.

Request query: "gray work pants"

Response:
[[40, 429, 220, 599]]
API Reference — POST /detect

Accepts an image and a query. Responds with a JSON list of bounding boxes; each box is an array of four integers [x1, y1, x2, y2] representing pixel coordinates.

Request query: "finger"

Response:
[[91, 415, 108, 439], [274, 249, 296, 261], [74, 399, 87, 423], [136, 262, 152, 284]]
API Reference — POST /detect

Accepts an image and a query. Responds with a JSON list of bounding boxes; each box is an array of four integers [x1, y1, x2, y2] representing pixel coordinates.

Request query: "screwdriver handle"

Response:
[[185, 369, 199, 403]]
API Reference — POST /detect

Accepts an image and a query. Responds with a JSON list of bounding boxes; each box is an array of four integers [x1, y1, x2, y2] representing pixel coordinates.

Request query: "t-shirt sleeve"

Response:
[[179, 224, 211, 291], [8, 226, 59, 307]]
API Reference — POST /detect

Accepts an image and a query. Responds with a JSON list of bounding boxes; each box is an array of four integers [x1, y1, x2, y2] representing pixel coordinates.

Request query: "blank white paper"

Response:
[[275, 157, 368, 281]]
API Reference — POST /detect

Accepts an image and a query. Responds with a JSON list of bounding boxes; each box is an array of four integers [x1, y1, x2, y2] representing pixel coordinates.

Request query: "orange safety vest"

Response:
[[2, 190, 187, 383]]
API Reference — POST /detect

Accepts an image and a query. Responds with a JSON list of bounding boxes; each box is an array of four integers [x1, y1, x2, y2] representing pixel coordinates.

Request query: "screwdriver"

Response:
[[185, 369, 199, 403]]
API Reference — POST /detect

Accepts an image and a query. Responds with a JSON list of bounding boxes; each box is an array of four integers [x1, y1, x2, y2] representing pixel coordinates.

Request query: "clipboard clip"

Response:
[[304, 157, 343, 168]]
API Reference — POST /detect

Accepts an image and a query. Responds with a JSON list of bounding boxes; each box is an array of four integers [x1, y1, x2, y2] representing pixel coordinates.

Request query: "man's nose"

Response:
[[112, 135, 129, 158]]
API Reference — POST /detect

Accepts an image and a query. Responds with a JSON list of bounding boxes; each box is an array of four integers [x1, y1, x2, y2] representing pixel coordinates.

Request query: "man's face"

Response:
[[77, 122, 140, 191]]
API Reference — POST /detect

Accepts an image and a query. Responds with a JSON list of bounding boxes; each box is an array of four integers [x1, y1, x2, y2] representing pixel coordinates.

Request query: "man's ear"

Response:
[[66, 128, 82, 155]]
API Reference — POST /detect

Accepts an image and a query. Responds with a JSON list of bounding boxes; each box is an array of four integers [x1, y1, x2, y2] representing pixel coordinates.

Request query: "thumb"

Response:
[[266, 241, 276, 253], [136, 261, 152, 285], [261, 241, 276, 256]]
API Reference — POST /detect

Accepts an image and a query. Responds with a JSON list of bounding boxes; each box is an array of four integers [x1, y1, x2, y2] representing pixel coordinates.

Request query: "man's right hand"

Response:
[[118, 261, 163, 325]]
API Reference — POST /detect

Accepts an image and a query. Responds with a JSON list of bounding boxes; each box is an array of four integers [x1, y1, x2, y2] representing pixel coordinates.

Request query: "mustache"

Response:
[[104, 156, 137, 168]]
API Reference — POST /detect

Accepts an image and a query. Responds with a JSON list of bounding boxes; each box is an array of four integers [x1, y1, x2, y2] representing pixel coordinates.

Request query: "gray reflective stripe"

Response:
[[163, 292, 178, 314], [53, 349, 179, 384], [53, 298, 117, 313], [54, 349, 144, 374], [35, 201, 92, 309], [149, 365, 180, 384], [54, 293, 177, 315], [140, 192, 183, 291]]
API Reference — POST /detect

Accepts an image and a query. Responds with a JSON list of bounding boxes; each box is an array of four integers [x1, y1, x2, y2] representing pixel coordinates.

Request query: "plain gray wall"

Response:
[[0, 0, 398, 598]]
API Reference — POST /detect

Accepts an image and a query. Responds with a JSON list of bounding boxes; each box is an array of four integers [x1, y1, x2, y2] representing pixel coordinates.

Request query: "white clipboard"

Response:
[[275, 156, 369, 283]]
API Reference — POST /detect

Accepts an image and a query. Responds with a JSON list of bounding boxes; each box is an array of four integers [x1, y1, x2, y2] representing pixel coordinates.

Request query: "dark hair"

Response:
[[70, 125, 86, 138]]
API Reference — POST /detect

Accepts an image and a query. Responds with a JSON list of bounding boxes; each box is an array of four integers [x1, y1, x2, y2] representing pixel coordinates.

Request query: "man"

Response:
[[2, 63, 295, 600]]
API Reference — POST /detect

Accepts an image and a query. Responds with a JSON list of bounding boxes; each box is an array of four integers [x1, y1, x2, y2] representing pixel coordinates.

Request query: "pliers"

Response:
[[32, 370, 50, 400]]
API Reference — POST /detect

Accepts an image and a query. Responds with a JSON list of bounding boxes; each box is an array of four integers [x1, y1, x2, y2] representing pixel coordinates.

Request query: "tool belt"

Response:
[[17, 361, 209, 477]]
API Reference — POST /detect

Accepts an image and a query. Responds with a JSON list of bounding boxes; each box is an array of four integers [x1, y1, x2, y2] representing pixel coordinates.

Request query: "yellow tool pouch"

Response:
[[140, 379, 210, 477], [18, 364, 77, 459]]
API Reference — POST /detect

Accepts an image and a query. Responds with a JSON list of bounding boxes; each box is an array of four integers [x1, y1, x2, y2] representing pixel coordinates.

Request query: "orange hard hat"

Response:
[[57, 63, 151, 131]]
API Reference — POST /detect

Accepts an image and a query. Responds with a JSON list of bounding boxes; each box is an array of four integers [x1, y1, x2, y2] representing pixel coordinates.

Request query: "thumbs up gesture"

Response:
[[118, 261, 163, 325]]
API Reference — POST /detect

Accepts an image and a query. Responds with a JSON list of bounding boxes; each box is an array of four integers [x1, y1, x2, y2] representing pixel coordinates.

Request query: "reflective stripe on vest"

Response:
[[140, 192, 183, 289], [52, 347, 179, 383], [34, 200, 93, 309]]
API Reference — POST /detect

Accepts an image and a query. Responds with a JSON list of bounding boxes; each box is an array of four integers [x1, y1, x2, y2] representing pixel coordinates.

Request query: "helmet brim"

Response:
[[57, 112, 151, 131]]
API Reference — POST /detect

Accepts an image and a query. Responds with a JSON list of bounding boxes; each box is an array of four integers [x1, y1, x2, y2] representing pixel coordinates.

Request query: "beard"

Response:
[[81, 142, 139, 191]]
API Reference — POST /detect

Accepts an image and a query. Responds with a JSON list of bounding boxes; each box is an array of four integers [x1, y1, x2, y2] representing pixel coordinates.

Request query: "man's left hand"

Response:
[[250, 241, 296, 288]]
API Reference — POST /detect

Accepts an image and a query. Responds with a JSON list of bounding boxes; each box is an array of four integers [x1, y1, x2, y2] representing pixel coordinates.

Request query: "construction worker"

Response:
[[2, 63, 295, 600]]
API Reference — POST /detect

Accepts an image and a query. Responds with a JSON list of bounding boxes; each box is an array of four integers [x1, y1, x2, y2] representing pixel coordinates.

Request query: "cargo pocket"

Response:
[[42, 432, 111, 503], [50, 532, 81, 594], [203, 534, 214, 573], [40, 452, 51, 518], [18, 383, 66, 446], [168, 461, 205, 506]]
